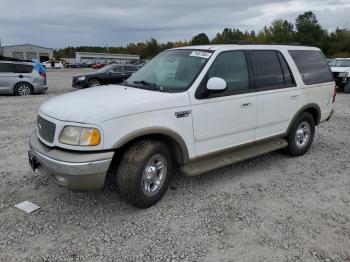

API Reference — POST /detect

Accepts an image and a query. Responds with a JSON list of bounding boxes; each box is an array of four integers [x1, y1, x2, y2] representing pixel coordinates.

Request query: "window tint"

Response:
[[288, 50, 333, 85], [249, 50, 284, 88], [14, 64, 33, 73], [124, 66, 138, 72], [111, 66, 123, 73], [208, 51, 249, 92], [277, 52, 295, 87], [0, 63, 14, 73]]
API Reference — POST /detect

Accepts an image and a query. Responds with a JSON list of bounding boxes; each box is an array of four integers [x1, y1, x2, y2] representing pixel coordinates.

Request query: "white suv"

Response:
[[28, 45, 335, 208]]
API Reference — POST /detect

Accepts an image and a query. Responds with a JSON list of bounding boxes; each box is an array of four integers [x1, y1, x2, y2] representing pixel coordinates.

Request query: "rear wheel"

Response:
[[114, 140, 173, 208], [88, 79, 101, 87], [284, 112, 315, 156], [14, 83, 33, 96]]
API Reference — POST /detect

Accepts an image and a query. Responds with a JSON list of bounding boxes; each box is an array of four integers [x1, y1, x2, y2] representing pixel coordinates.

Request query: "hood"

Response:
[[330, 66, 350, 73], [39, 85, 190, 123]]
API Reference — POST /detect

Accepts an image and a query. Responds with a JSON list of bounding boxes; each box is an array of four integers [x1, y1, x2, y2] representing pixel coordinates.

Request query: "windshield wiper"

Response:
[[133, 80, 164, 91]]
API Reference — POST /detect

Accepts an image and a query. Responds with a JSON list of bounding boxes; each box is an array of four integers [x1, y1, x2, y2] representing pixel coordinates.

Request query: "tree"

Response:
[[191, 33, 210, 45], [295, 11, 324, 45], [269, 19, 295, 43]]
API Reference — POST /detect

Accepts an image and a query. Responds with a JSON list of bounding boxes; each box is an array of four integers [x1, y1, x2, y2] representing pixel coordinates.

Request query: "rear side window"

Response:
[[14, 64, 34, 73], [249, 50, 284, 89], [0, 63, 14, 73], [124, 66, 138, 72], [288, 50, 333, 85]]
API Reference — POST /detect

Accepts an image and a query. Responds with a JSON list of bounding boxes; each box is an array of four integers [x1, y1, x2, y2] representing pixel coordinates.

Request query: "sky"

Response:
[[0, 0, 349, 48]]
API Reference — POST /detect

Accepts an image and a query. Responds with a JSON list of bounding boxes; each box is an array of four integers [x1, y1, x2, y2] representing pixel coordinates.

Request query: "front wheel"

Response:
[[115, 140, 173, 208], [284, 112, 315, 156], [88, 79, 101, 87]]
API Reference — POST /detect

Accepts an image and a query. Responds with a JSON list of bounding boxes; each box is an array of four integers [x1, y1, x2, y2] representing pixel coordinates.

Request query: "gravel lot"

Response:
[[0, 69, 349, 262]]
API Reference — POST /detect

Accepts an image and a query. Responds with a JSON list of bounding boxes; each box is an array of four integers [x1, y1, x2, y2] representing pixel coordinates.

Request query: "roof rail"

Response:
[[232, 41, 305, 46]]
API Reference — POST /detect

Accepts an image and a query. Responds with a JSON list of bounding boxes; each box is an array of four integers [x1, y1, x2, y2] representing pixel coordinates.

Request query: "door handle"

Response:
[[290, 94, 299, 99], [241, 102, 253, 108], [18, 75, 23, 78]]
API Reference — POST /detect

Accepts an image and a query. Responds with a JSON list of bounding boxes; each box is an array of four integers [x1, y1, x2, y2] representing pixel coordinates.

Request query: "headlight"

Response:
[[59, 126, 100, 146], [77, 76, 86, 81], [338, 72, 348, 78]]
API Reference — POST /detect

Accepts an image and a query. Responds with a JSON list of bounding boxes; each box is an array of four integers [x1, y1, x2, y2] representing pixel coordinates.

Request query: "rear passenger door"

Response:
[[124, 66, 138, 79], [0, 62, 16, 93], [248, 50, 301, 140], [191, 51, 258, 157]]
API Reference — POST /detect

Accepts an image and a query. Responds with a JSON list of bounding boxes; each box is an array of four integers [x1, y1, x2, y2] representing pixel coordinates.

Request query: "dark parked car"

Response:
[[72, 64, 139, 88]]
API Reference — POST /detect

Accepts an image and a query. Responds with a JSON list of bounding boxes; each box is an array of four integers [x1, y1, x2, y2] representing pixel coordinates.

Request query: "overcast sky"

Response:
[[0, 0, 349, 48]]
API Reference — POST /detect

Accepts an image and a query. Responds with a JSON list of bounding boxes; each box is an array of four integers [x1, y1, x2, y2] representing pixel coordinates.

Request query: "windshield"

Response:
[[329, 59, 350, 67], [126, 49, 213, 92], [96, 64, 113, 73]]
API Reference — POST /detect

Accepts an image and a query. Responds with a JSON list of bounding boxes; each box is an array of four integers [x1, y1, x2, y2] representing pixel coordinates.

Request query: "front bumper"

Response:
[[28, 131, 114, 190], [72, 79, 88, 89]]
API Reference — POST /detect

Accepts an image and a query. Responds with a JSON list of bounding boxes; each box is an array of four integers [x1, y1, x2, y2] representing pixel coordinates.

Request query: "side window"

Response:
[[111, 66, 123, 73], [277, 52, 295, 87], [14, 64, 34, 73], [0, 63, 14, 73], [125, 66, 138, 72], [207, 51, 249, 92], [249, 50, 284, 89], [288, 50, 333, 85]]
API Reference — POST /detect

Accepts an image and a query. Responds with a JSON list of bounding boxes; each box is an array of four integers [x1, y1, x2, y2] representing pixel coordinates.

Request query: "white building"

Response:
[[75, 52, 140, 64], [0, 44, 53, 62]]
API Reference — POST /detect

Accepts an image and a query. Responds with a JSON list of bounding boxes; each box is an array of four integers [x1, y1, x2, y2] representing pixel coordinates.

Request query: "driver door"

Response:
[[190, 51, 258, 157], [107, 65, 127, 84]]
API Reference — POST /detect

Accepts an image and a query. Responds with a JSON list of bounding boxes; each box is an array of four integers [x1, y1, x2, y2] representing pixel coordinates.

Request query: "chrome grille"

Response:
[[37, 115, 56, 143]]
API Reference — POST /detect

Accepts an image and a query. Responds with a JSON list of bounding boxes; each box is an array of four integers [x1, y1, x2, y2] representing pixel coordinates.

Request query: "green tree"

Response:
[[295, 11, 324, 45], [269, 19, 295, 43], [191, 33, 210, 45]]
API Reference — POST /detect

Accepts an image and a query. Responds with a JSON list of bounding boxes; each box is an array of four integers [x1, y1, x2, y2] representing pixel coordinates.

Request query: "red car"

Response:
[[91, 63, 106, 69]]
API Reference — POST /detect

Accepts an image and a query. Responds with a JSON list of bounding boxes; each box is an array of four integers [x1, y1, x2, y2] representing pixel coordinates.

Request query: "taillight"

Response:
[[332, 84, 336, 104], [39, 71, 46, 78]]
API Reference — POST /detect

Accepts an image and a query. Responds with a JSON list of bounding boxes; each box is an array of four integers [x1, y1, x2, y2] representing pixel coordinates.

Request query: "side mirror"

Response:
[[206, 77, 227, 91]]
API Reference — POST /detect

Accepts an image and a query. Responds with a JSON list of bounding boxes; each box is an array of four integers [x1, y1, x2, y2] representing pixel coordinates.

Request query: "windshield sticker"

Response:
[[189, 51, 212, 59]]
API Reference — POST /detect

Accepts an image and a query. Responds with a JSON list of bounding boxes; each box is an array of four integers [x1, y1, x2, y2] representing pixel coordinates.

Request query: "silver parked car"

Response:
[[0, 61, 47, 96]]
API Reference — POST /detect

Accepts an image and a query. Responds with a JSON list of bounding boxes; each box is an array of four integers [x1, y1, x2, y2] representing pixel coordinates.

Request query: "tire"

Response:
[[88, 79, 101, 87], [115, 140, 173, 208], [344, 82, 350, 94], [284, 112, 315, 156], [14, 83, 33, 96]]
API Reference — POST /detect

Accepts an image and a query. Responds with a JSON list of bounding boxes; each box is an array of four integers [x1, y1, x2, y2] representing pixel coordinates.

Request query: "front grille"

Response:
[[37, 115, 56, 143]]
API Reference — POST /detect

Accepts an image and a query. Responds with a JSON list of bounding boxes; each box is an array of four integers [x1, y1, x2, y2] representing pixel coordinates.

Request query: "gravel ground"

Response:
[[0, 69, 349, 262]]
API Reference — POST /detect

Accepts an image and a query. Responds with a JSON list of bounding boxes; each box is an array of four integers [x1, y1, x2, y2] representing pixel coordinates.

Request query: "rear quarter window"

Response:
[[288, 50, 333, 85], [0, 63, 14, 73], [14, 64, 34, 73]]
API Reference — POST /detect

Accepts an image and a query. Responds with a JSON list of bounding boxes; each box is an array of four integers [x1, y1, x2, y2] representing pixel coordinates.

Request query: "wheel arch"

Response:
[[286, 103, 321, 135], [111, 127, 190, 166], [14, 81, 34, 95]]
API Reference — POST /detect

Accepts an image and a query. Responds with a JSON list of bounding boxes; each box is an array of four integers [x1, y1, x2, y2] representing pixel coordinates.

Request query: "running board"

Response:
[[181, 138, 288, 176]]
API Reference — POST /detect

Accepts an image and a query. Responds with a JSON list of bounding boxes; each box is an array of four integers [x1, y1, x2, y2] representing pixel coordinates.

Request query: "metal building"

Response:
[[75, 52, 140, 64], [0, 44, 53, 62]]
